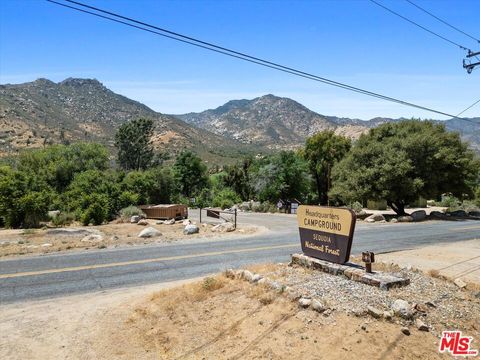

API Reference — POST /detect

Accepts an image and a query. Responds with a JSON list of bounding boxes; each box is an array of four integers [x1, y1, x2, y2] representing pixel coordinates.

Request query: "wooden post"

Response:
[[234, 209, 237, 229], [199, 208, 202, 224]]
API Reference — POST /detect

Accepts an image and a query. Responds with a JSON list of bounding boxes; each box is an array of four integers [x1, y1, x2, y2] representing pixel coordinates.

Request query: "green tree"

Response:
[[330, 120, 480, 215], [0, 166, 54, 228], [173, 151, 208, 198], [251, 151, 310, 203], [121, 167, 174, 205], [63, 170, 122, 223], [303, 131, 351, 205], [223, 157, 254, 200], [16, 143, 109, 192], [115, 118, 155, 171]]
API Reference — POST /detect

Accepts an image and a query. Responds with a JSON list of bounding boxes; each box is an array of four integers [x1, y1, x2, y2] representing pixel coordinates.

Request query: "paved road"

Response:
[[0, 211, 479, 303]]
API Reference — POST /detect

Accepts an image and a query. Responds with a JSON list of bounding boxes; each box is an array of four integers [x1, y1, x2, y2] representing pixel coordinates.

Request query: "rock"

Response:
[[390, 218, 398, 223], [430, 211, 448, 219], [391, 299, 414, 319], [225, 269, 236, 279], [367, 306, 383, 319], [156, 220, 164, 225], [41, 243, 52, 247], [401, 327, 411, 336], [137, 219, 149, 226], [138, 227, 162, 238], [252, 274, 263, 283], [298, 298, 312, 308], [356, 210, 369, 219], [311, 299, 326, 313], [383, 310, 394, 320], [425, 301, 437, 308], [163, 218, 176, 225], [110, 235, 119, 241], [242, 270, 254, 282], [397, 215, 413, 222], [183, 224, 199, 235], [130, 215, 141, 223], [201, 223, 208, 228], [454, 278, 467, 289], [182, 219, 191, 226], [415, 318, 429, 331], [361, 324, 368, 331], [365, 214, 385, 223], [410, 210, 426, 222], [239, 201, 251, 211], [448, 210, 467, 217], [414, 303, 428, 313], [211, 222, 235, 233], [48, 210, 60, 219], [81, 234, 103, 243], [46, 228, 100, 237]]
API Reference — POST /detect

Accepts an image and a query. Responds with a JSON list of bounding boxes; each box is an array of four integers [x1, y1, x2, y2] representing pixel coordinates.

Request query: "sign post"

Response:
[[297, 205, 356, 264]]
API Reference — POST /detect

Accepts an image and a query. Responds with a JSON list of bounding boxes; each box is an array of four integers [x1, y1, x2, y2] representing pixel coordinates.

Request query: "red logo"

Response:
[[439, 331, 478, 356]]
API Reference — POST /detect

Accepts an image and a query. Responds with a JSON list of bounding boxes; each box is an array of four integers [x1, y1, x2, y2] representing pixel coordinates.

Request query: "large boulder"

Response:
[[430, 211, 448, 219], [138, 227, 162, 238], [397, 215, 414, 223], [410, 210, 426, 222], [448, 210, 468, 217], [211, 222, 236, 232], [364, 214, 385, 223], [184, 224, 199, 235], [48, 210, 60, 219], [468, 211, 480, 218], [46, 228, 100, 237]]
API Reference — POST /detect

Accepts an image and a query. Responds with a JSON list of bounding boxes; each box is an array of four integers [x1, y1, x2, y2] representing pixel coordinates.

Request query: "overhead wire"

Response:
[[405, 0, 480, 44], [45, 0, 478, 123], [456, 98, 480, 117], [369, 0, 471, 51]]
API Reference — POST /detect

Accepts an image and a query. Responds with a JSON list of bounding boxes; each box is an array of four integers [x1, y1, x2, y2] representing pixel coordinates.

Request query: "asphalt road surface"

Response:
[[1, 211, 479, 303]]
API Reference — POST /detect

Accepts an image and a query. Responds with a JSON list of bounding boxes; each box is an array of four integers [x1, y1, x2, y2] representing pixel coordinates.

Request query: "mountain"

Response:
[[176, 94, 335, 149], [176, 95, 480, 151], [0, 78, 262, 163]]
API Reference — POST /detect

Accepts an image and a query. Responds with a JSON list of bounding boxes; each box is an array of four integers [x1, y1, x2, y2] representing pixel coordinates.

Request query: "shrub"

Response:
[[80, 199, 109, 226], [349, 201, 363, 214], [119, 205, 146, 221], [201, 276, 225, 291], [212, 188, 241, 209], [51, 212, 75, 227], [437, 195, 461, 208]]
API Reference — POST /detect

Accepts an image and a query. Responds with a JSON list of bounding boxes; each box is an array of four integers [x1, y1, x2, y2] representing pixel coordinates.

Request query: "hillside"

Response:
[[176, 94, 335, 149], [0, 78, 262, 163], [176, 95, 480, 151]]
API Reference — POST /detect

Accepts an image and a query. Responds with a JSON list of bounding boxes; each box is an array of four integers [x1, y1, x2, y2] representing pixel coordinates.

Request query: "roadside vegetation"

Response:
[[0, 118, 479, 228]]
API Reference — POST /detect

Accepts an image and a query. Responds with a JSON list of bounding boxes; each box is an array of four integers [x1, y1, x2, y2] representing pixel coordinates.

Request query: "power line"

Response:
[[369, 0, 471, 51], [47, 0, 469, 121], [405, 0, 480, 44], [456, 97, 480, 117]]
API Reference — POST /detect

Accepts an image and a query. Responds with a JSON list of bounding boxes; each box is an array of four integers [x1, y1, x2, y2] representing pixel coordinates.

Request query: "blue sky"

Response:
[[1, 0, 479, 119]]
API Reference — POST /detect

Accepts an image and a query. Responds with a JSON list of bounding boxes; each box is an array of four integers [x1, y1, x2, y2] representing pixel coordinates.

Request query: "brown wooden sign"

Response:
[[297, 205, 356, 264], [206, 209, 220, 219]]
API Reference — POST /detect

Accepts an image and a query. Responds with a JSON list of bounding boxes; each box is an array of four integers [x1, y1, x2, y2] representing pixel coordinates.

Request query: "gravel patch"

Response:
[[256, 264, 480, 336]]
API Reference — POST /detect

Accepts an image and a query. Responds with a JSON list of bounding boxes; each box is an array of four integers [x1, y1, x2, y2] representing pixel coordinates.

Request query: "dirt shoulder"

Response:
[[0, 220, 260, 258], [377, 238, 480, 286], [2, 257, 479, 359]]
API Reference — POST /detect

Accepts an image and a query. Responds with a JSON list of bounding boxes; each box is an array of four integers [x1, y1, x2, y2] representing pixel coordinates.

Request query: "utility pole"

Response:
[[463, 50, 480, 74]]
